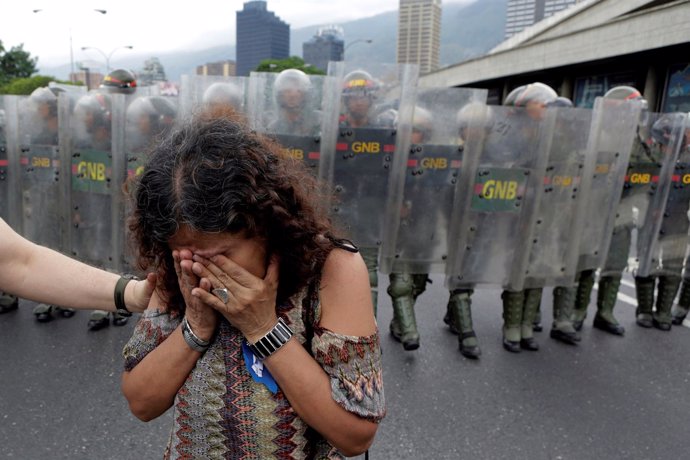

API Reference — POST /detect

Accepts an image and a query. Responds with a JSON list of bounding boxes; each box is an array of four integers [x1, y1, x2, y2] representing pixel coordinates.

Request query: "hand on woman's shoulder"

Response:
[[318, 247, 377, 336]]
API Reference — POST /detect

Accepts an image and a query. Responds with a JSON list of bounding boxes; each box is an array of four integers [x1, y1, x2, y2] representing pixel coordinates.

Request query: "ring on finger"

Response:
[[212, 287, 230, 304]]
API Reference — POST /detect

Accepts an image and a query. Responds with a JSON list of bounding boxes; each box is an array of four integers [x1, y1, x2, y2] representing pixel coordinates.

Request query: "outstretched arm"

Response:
[[0, 218, 155, 312]]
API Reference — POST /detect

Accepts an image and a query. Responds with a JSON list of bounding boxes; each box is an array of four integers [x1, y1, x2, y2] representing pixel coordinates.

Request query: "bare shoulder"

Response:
[[318, 248, 377, 336]]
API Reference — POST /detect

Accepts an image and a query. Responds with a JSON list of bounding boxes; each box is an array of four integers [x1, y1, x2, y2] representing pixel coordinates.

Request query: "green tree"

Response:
[[0, 76, 79, 95], [0, 41, 38, 87], [255, 56, 325, 75]]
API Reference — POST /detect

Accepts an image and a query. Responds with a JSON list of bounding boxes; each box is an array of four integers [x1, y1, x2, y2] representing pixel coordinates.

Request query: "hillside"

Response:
[[38, 0, 507, 83]]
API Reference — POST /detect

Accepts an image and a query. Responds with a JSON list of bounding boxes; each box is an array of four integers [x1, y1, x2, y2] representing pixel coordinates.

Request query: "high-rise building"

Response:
[[397, 0, 442, 74], [236, 1, 290, 76], [505, 0, 583, 38], [196, 61, 237, 77], [303, 26, 344, 73]]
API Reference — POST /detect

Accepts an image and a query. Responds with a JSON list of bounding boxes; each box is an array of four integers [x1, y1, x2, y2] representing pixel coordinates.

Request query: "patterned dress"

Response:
[[123, 283, 385, 459]]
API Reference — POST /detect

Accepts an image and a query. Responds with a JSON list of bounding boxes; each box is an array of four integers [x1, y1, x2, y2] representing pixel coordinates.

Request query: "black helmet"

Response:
[[29, 86, 64, 117], [100, 69, 137, 94]]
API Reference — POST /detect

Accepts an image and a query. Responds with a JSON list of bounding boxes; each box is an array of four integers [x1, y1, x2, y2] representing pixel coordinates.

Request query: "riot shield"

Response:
[[61, 91, 119, 269], [445, 105, 553, 291], [119, 95, 179, 270], [522, 107, 595, 288], [379, 87, 488, 275], [321, 61, 419, 249], [1, 96, 21, 230], [17, 93, 64, 250], [575, 97, 644, 273], [178, 75, 247, 119], [0, 97, 9, 222], [636, 112, 690, 277], [247, 71, 329, 174]]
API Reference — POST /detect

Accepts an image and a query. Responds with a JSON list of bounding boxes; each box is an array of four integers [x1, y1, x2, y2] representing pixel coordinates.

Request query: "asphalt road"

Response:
[[1, 273, 689, 459]]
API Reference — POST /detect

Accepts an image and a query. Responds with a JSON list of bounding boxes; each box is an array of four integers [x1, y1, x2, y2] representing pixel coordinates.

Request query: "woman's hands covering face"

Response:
[[190, 254, 280, 344], [173, 249, 218, 341]]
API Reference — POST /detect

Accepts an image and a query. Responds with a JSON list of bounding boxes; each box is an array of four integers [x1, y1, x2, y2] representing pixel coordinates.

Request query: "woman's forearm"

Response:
[[122, 327, 201, 421], [264, 339, 377, 456]]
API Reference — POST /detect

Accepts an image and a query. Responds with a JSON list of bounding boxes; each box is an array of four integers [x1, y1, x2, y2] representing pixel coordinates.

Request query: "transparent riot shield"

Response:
[[247, 71, 329, 175], [522, 107, 595, 288], [575, 97, 644, 273], [1, 96, 21, 230], [379, 87, 488, 275], [119, 95, 179, 270], [0, 97, 9, 222], [62, 91, 118, 269], [179, 75, 248, 119], [320, 61, 419, 249], [17, 93, 64, 250], [445, 105, 553, 291], [637, 112, 690, 277]]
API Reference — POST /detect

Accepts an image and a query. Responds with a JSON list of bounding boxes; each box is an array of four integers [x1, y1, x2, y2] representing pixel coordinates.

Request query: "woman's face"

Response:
[[168, 225, 268, 278]]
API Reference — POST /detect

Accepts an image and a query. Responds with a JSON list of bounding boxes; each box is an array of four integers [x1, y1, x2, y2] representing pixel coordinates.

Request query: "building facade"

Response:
[[397, 0, 442, 74], [303, 26, 344, 73], [236, 1, 290, 76], [196, 61, 237, 77], [422, 0, 689, 111], [505, 0, 582, 38]]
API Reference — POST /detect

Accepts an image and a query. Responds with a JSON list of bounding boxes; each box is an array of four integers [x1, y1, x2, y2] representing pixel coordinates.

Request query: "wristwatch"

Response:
[[113, 274, 137, 317], [247, 317, 294, 360]]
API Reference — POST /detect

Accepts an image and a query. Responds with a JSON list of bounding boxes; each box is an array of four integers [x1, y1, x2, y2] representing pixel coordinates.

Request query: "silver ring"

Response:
[[212, 288, 229, 304]]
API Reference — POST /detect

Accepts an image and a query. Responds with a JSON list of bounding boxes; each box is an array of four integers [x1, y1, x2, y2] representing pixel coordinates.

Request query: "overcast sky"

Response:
[[4, 0, 471, 69]]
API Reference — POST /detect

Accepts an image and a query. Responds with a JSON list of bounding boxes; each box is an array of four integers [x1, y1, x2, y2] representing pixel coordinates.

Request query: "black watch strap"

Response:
[[114, 274, 137, 317]]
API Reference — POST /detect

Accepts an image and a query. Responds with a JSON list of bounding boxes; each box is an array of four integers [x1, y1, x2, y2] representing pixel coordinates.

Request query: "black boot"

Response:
[[653, 276, 681, 331], [88, 310, 110, 331], [634, 276, 655, 328], [0, 293, 19, 314]]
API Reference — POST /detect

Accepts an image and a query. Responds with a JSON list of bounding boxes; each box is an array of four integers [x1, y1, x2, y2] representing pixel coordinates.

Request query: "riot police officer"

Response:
[[0, 107, 17, 314], [268, 69, 320, 136], [386, 107, 434, 351], [500, 82, 557, 353], [635, 113, 690, 331], [202, 81, 244, 115], [571, 86, 648, 336], [100, 68, 137, 94], [338, 70, 392, 317], [72, 89, 130, 331], [26, 87, 77, 322], [442, 101, 494, 358]]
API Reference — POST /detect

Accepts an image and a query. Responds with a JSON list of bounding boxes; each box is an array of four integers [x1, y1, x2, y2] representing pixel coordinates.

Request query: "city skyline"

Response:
[[3, 0, 472, 69]]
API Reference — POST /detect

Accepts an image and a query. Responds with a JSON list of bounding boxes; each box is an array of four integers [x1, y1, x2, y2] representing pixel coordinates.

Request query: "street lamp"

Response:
[[344, 39, 373, 58], [81, 45, 134, 73], [32, 8, 107, 83]]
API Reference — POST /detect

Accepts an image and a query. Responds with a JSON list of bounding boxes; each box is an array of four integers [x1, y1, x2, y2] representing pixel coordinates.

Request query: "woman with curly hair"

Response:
[[121, 112, 384, 459]]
